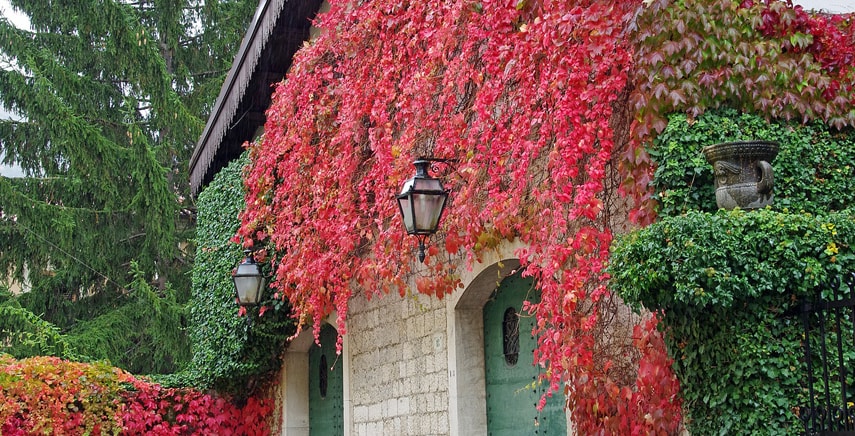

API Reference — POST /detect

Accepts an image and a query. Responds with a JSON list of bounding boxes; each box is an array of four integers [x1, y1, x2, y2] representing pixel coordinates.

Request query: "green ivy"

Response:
[[612, 209, 855, 311], [611, 109, 855, 434], [612, 208, 855, 434], [168, 152, 294, 394], [664, 301, 804, 435], [650, 108, 855, 217]]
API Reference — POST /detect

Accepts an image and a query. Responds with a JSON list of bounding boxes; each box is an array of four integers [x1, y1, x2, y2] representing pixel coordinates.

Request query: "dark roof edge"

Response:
[[189, 0, 287, 195]]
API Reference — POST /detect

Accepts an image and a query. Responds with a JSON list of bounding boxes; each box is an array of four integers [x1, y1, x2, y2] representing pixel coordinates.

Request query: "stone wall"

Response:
[[347, 290, 450, 435]]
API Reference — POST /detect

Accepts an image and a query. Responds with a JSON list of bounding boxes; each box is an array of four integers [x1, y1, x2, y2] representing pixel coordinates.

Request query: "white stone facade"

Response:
[[276, 239, 574, 435], [347, 290, 449, 435]]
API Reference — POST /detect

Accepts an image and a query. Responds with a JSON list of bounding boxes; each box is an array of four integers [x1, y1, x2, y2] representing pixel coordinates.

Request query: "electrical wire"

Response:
[[4, 217, 125, 290]]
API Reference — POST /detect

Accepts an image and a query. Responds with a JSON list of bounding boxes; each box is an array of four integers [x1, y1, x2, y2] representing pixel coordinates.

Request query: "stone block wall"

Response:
[[346, 290, 450, 435]]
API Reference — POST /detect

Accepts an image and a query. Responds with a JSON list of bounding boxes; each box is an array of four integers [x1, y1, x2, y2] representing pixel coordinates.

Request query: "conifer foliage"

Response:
[[0, 0, 255, 374]]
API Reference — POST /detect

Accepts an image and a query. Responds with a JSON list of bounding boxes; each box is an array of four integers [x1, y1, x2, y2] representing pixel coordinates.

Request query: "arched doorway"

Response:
[[308, 323, 344, 435], [483, 272, 566, 435]]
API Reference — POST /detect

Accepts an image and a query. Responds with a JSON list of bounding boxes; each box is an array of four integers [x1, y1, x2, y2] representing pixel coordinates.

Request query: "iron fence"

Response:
[[797, 272, 855, 436]]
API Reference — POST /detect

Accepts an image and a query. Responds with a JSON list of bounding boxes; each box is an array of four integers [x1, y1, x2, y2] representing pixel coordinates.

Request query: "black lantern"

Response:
[[232, 250, 265, 307], [396, 159, 449, 262]]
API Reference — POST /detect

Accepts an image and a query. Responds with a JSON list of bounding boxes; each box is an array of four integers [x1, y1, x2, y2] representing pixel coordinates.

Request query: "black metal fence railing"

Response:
[[797, 272, 855, 436]]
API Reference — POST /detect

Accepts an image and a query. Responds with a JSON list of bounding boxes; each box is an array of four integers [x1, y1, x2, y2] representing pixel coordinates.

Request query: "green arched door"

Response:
[[308, 324, 343, 436], [483, 272, 566, 435]]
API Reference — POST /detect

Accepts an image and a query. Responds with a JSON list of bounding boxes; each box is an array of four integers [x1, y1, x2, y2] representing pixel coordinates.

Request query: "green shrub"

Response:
[[612, 208, 855, 434], [612, 209, 855, 311]]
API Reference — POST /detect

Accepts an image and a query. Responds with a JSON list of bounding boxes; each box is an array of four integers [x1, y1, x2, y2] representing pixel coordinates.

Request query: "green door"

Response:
[[309, 324, 343, 436], [483, 273, 566, 435]]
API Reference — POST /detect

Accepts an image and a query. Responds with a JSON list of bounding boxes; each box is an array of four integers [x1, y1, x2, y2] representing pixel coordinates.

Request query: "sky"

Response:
[[0, 0, 854, 178], [0, 0, 24, 177], [795, 0, 855, 11]]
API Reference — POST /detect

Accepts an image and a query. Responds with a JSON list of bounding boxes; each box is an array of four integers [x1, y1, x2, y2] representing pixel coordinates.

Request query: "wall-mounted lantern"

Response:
[[232, 250, 265, 307], [396, 159, 450, 263]]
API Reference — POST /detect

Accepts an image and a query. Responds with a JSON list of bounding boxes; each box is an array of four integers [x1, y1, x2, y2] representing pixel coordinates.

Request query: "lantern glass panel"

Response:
[[234, 262, 265, 305], [398, 177, 447, 235], [398, 195, 415, 233], [412, 177, 443, 191], [412, 192, 447, 232]]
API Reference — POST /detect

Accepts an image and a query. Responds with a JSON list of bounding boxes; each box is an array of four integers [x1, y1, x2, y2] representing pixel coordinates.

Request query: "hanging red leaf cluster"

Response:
[[567, 314, 683, 433]]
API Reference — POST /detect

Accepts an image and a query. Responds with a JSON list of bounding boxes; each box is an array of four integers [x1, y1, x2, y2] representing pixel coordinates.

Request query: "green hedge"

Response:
[[612, 209, 855, 311], [170, 153, 294, 393]]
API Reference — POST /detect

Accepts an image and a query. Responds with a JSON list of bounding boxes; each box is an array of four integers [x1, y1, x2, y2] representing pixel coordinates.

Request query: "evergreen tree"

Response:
[[0, 0, 255, 374]]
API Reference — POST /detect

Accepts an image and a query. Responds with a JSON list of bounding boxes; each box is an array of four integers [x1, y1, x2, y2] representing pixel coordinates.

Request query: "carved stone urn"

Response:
[[702, 140, 779, 210]]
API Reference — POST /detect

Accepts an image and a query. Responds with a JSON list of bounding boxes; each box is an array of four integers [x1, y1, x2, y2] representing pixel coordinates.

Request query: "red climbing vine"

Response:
[[237, 0, 670, 431], [238, 0, 854, 432]]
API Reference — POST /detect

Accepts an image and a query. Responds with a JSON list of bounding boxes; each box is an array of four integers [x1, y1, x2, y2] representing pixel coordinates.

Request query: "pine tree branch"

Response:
[[189, 68, 230, 79], [121, 233, 147, 243]]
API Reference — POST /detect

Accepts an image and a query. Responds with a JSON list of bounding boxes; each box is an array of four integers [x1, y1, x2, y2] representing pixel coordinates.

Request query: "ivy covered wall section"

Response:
[[650, 109, 855, 217], [183, 153, 294, 394], [611, 111, 855, 434], [608, 0, 855, 435], [609, 0, 855, 432]]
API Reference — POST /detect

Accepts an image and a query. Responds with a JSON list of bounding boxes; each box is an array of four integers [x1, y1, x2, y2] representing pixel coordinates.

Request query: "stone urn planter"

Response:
[[702, 140, 779, 210]]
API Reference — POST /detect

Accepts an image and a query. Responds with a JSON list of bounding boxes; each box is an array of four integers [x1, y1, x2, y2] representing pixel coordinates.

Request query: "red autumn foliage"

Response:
[[0, 355, 273, 435], [237, 0, 854, 433], [119, 379, 272, 435], [567, 314, 682, 434], [237, 0, 669, 433]]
